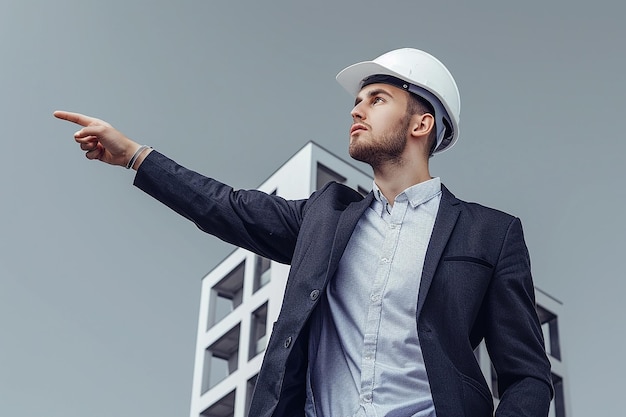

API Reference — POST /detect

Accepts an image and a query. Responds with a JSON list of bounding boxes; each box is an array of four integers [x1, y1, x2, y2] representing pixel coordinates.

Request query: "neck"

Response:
[[372, 156, 431, 205]]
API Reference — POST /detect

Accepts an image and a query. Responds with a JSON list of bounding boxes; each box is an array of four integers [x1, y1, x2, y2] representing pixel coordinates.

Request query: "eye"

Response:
[[372, 96, 385, 105]]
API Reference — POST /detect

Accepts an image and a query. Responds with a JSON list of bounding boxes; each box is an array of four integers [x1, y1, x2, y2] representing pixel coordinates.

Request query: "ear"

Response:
[[409, 113, 435, 139]]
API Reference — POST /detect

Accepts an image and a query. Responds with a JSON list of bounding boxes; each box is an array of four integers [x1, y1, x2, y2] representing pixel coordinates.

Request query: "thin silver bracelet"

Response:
[[126, 145, 151, 169]]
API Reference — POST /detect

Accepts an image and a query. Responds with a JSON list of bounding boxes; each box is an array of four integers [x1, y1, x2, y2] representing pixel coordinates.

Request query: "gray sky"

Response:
[[1, 1, 624, 416]]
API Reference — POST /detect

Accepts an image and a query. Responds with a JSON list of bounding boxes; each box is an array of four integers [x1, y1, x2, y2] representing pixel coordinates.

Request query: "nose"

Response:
[[351, 102, 364, 121]]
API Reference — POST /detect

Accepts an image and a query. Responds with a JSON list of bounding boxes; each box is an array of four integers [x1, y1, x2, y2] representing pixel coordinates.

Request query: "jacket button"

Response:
[[309, 289, 320, 301], [284, 336, 292, 348]]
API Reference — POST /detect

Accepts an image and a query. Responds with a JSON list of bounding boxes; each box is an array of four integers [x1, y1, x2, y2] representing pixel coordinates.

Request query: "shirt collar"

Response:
[[372, 177, 442, 209]]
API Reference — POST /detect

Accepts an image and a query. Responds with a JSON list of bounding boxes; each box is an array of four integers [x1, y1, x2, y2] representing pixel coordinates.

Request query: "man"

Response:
[[55, 48, 553, 417]]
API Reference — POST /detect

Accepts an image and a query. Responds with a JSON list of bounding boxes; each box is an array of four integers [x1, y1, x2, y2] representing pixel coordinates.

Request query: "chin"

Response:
[[348, 141, 374, 164]]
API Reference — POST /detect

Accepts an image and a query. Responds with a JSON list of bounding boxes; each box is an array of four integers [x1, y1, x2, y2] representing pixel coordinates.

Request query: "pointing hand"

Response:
[[54, 111, 150, 169]]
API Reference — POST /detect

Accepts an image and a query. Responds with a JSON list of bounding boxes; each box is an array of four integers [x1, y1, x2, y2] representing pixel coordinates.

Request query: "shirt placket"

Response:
[[358, 198, 407, 415]]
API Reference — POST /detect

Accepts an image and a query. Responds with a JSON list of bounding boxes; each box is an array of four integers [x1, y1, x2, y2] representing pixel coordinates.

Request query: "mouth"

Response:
[[350, 123, 367, 135]]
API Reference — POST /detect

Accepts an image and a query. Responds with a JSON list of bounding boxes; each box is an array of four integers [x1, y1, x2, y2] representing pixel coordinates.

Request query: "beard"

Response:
[[349, 114, 411, 169]]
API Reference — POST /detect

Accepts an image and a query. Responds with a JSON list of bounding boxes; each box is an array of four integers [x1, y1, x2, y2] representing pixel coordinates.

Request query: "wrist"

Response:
[[132, 146, 153, 170], [126, 145, 152, 170]]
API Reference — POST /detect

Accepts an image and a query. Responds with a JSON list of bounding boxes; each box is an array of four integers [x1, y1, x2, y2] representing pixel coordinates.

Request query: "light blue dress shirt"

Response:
[[305, 178, 442, 417]]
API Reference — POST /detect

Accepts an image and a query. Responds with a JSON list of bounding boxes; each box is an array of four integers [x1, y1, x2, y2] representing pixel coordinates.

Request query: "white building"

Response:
[[188, 142, 569, 417]]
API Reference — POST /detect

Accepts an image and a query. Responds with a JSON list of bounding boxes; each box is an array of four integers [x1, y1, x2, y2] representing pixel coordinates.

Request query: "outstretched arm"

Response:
[[55, 110, 305, 262], [53, 111, 152, 170]]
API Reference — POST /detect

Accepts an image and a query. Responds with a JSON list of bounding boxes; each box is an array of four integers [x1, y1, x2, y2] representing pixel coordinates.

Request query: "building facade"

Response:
[[188, 142, 569, 417]]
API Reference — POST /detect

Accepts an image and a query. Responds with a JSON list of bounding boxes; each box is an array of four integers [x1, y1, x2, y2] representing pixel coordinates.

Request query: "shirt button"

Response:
[[284, 336, 292, 348], [309, 289, 320, 301], [381, 257, 389, 263], [370, 294, 380, 302]]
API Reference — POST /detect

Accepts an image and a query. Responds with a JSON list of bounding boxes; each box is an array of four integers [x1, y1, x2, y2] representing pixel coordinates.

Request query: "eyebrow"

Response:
[[354, 87, 394, 106]]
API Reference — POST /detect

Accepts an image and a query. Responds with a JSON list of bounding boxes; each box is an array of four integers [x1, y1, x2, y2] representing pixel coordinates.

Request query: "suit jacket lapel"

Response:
[[417, 185, 461, 320], [325, 192, 374, 280]]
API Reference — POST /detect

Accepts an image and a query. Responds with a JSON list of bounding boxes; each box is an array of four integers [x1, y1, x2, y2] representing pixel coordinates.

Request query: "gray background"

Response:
[[1, 1, 623, 416]]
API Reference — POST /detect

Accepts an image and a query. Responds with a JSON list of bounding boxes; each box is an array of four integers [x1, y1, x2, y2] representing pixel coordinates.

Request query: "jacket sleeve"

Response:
[[133, 150, 306, 264], [486, 217, 554, 416]]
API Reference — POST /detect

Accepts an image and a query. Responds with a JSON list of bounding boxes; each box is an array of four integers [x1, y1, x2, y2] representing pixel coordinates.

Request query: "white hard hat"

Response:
[[336, 48, 461, 154]]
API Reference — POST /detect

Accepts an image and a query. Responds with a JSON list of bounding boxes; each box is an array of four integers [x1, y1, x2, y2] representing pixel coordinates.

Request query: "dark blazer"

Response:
[[135, 151, 553, 417]]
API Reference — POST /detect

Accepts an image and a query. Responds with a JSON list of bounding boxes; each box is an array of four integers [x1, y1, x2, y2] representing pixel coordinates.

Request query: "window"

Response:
[[357, 185, 371, 196], [316, 163, 346, 190], [245, 374, 259, 416], [537, 304, 561, 360], [249, 303, 268, 359], [208, 262, 245, 329], [550, 373, 566, 417], [200, 390, 235, 417], [253, 256, 271, 292], [202, 325, 241, 392]]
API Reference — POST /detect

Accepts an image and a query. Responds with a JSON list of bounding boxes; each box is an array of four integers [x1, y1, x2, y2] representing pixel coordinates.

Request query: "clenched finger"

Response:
[[79, 139, 99, 151], [85, 147, 103, 160]]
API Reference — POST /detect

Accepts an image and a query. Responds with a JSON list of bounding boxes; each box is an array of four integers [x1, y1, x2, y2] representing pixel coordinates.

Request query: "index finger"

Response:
[[53, 110, 105, 127]]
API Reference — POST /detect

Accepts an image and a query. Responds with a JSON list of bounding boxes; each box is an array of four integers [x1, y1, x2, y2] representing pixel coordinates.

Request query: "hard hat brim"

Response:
[[336, 61, 404, 97]]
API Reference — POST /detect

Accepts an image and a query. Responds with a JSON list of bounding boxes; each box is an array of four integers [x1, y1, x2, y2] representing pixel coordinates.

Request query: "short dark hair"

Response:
[[406, 93, 437, 157]]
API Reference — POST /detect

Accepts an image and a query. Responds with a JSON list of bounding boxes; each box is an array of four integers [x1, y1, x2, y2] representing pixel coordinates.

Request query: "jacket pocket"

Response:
[[443, 256, 493, 269]]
